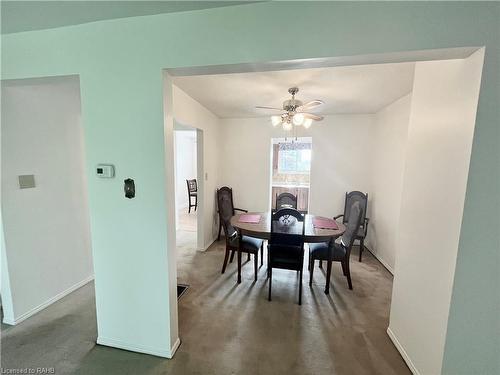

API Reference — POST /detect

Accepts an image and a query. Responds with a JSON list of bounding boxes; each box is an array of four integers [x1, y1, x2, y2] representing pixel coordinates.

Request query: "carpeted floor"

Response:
[[177, 209, 197, 232], [1, 238, 410, 375]]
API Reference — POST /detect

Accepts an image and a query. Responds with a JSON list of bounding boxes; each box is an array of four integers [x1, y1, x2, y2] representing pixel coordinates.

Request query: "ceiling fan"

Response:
[[256, 87, 324, 131]]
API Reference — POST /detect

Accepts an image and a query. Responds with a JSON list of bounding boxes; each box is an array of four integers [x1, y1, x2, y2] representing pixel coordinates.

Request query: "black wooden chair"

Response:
[[186, 179, 197, 213], [309, 201, 362, 292], [275, 192, 298, 211], [268, 208, 306, 305], [216, 186, 247, 241], [335, 191, 369, 261], [217, 187, 263, 281]]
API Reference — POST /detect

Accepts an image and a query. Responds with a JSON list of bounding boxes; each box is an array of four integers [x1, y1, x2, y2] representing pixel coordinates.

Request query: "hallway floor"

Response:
[[1, 240, 410, 375], [177, 209, 197, 232]]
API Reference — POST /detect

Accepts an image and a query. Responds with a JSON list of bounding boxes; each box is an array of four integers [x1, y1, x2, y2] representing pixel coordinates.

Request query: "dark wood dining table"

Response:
[[230, 212, 346, 294]]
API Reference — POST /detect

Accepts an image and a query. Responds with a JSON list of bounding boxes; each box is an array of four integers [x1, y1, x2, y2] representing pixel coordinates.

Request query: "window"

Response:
[[278, 145, 311, 174], [271, 137, 312, 212]]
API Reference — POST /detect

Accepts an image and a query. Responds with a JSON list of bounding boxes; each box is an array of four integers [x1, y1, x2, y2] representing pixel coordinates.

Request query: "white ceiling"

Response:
[[173, 62, 415, 118]]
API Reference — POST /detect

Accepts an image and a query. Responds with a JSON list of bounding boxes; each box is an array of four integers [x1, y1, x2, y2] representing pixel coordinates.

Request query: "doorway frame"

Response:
[[173, 122, 204, 251], [0, 75, 95, 326], [269, 136, 313, 213], [162, 45, 484, 358]]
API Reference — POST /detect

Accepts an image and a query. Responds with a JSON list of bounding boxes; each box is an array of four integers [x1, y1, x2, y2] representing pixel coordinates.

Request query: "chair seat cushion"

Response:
[[229, 235, 263, 252], [309, 242, 346, 260]]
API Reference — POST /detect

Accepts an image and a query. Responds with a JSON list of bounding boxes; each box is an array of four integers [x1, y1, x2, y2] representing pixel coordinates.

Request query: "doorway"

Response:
[[270, 137, 312, 212], [0, 75, 94, 326], [173, 125, 201, 252], [163, 48, 485, 365]]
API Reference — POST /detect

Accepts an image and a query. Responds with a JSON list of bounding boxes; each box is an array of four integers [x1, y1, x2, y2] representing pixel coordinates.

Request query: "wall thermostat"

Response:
[[96, 164, 115, 178]]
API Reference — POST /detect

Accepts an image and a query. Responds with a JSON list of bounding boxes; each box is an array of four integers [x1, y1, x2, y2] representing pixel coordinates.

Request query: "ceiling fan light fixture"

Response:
[[303, 118, 313, 129], [292, 113, 305, 126], [258, 87, 323, 132], [271, 115, 282, 127]]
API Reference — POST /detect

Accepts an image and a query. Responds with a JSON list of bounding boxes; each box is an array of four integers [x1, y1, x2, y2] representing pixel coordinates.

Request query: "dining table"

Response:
[[230, 212, 346, 294]]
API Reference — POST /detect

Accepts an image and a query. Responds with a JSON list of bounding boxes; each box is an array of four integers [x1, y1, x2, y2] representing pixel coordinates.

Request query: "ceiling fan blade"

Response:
[[298, 100, 324, 111], [303, 113, 324, 121], [255, 106, 284, 111]]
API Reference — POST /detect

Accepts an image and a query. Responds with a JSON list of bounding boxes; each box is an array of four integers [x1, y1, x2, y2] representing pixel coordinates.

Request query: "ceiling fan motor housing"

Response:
[[283, 99, 303, 112], [284, 87, 302, 111]]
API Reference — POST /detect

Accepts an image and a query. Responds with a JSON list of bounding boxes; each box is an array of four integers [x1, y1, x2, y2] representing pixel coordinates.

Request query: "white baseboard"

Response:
[[387, 327, 420, 375], [97, 336, 180, 359], [170, 337, 181, 357], [198, 237, 217, 252], [2, 274, 94, 326], [364, 246, 394, 275], [371, 251, 394, 275]]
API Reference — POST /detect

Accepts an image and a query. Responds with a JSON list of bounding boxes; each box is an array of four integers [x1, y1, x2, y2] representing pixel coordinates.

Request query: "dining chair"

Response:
[[217, 187, 263, 280], [216, 186, 248, 241], [267, 208, 306, 305], [275, 192, 298, 211], [334, 191, 369, 261], [186, 179, 198, 213], [309, 201, 362, 291]]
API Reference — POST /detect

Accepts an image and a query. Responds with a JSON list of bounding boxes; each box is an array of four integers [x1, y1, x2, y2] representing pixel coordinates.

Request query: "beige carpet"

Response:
[[1, 237, 410, 374]]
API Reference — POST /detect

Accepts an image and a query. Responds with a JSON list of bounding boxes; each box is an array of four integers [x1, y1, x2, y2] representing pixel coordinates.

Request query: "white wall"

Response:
[[388, 51, 484, 375], [1, 77, 93, 324], [219, 104, 412, 275], [1, 215, 15, 322], [218, 115, 373, 216], [309, 115, 373, 217], [365, 94, 412, 273], [218, 118, 273, 212], [174, 130, 197, 211], [173, 85, 220, 249]]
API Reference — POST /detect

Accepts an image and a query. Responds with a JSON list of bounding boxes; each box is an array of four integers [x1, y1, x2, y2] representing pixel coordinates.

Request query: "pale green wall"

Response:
[[1, 1, 247, 34], [1, 1, 498, 370]]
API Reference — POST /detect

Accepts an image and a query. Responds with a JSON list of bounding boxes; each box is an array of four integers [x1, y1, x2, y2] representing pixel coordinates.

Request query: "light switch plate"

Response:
[[19, 175, 35, 189]]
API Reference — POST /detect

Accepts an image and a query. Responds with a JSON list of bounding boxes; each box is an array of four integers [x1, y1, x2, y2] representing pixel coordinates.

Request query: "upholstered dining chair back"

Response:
[[275, 192, 298, 211], [343, 191, 367, 224], [216, 187, 236, 239], [270, 208, 305, 250], [340, 201, 363, 251]]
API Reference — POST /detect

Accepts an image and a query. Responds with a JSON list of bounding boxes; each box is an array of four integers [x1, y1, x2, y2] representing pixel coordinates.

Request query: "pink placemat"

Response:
[[313, 217, 339, 230], [239, 214, 261, 224]]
